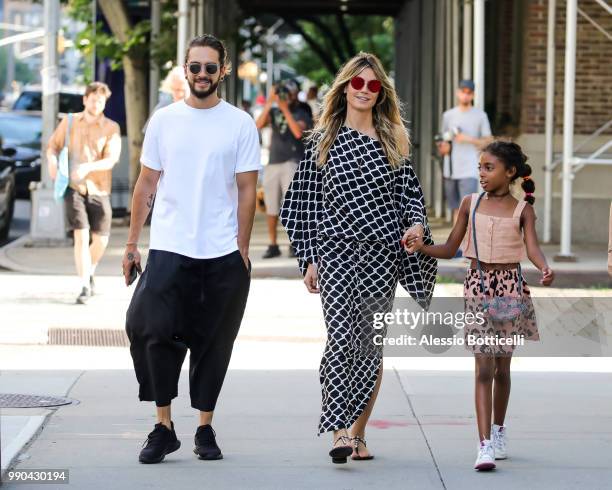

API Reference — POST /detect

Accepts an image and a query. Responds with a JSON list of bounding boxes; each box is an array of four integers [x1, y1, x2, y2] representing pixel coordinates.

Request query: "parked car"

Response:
[[13, 90, 84, 113], [0, 147, 16, 240], [0, 111, 43, 198]]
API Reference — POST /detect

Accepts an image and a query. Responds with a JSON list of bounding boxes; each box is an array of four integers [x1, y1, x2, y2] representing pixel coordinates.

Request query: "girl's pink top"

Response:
[[461, 193, 528, 263]]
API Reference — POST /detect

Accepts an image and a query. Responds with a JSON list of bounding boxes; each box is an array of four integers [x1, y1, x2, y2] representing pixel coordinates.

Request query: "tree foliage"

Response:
[[290, 16, 394, 85], [240, 14, 394, 86], [67, 0, 178, 81]]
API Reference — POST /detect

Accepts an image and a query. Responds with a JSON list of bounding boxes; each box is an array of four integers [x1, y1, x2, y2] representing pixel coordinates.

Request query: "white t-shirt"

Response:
[[141, 99, 262, 259], [440, 106, 492, 179]]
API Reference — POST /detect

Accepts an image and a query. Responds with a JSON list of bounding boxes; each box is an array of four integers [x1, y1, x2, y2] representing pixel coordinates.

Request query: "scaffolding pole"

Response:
[[543, 0, 556, 244], [462, 0, 472, 80], [473, 0, 485, 108], [558, 0, 577, 260]]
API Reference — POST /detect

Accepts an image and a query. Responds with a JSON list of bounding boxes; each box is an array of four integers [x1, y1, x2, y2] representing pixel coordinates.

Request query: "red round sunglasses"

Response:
[[350, 76, 382, 93]]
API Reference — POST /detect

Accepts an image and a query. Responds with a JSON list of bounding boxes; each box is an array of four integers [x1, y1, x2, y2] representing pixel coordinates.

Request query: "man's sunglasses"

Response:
[[187, 62, 219, 75], [350, 76, 382, 93]]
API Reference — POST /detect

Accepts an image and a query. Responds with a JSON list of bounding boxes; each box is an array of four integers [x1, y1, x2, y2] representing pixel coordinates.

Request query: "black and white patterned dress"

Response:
[[280, 126, 437, 434]]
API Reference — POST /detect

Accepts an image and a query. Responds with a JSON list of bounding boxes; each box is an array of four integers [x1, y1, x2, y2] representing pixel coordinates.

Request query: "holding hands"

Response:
[[401, 223, 425, 254]]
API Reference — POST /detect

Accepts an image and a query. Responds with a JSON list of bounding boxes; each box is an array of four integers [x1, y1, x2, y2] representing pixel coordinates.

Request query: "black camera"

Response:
[[434, 126, 460, 143], [274, 80, 299, 101], [275, 83, 290, 101]]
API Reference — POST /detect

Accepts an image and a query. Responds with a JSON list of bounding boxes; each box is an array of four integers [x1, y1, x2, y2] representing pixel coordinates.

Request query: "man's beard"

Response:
[[188, 76, 219, 99]]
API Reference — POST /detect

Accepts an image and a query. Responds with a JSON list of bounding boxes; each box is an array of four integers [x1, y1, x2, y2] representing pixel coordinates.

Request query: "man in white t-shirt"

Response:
[[122, 35, 262, 464]]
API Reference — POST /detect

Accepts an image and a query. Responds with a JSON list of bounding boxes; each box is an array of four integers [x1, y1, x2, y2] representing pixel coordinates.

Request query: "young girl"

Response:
[[405, 140, 554, 471]]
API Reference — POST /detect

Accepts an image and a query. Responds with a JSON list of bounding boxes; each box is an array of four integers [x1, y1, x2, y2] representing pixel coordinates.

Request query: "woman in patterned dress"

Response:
[[280, 53, 437, 463]]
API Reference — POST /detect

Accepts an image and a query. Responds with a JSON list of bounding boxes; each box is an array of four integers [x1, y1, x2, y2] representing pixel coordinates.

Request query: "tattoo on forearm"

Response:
[[146, 194, 154, 209]]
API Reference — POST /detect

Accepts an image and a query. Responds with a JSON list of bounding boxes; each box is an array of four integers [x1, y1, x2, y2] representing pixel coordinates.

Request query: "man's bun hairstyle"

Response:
[[184, 34, 232, 75]]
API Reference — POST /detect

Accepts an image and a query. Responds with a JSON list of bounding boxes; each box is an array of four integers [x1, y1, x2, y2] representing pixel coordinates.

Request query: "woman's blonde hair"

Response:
[[309, 52, 409, 168]]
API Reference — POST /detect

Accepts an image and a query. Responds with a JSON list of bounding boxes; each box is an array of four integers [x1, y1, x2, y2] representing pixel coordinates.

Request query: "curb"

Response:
[[0, 235, 33, 273], [437, 264, 612, 289], [1, 415, 46, 481], [0, 235, 74, 275], [1, 234, 609, 287]]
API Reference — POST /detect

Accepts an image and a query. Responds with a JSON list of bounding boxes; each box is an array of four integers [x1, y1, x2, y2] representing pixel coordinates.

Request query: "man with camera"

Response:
[[256, 80, 312, 259], [437, 80, 493, 226]]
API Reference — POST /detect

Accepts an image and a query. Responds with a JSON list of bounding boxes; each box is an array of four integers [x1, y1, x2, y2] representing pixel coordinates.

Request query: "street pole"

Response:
[[30, 0, 65, 241], [265, 19, 284, 97], [266, 42, 273, 97]]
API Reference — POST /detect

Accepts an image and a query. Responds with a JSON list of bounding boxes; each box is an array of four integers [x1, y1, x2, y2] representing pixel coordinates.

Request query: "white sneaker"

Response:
[[492, 424, 508, 460], [474, 439, 496, 471]]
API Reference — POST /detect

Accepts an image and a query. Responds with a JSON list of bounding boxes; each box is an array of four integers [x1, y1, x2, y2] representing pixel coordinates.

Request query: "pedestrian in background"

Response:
[[306, 84, 321, 123], [143, 67, 189, 133], [47, 81, 121, 304], [438, 80, 493, 236], [281, 52, 437, 464], [256, 79, 312, 259]]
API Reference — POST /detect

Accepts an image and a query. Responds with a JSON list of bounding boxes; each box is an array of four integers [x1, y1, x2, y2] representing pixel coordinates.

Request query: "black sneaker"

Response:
[[139, 422, 181, 464], [193, 424, 223, 460], [262, 244, 281, 259], [89, 276, 96, 296], [76, 287, 91, 305]]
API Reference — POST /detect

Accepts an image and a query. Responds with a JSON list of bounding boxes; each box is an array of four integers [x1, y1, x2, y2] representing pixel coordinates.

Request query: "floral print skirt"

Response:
[[463, 267, 539, 355]]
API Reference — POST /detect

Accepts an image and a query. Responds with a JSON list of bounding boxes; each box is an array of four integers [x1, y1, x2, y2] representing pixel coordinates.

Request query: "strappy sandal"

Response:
[[329, 435, 353, 464], [351, 436, 374, 461]]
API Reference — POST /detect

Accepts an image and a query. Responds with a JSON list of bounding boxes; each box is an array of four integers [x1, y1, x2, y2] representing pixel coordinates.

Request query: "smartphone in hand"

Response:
[[127, 262, 141, 286]]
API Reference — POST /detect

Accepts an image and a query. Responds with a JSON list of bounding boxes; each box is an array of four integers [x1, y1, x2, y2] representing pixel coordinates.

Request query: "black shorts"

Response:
[[64, 188, 112, 235]]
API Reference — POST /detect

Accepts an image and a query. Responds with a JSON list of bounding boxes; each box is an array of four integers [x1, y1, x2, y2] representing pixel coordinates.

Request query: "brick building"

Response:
[[395, 0, 611, 246]]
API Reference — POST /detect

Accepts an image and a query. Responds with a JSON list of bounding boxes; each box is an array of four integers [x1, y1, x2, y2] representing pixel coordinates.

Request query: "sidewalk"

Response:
[[1, 211, 611, 487], [1, 213, 610, 287], [1, 347, 611, 489], [1, 273, 611, 487]]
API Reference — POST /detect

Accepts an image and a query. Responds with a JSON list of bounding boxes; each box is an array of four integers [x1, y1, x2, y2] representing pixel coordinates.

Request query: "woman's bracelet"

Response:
[[126, 242, 138, 247]]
